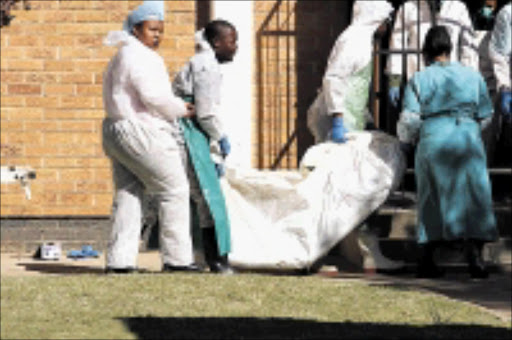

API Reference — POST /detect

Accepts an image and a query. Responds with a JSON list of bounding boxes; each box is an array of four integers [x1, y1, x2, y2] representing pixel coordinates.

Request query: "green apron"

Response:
[[179, 117, 231, 256]]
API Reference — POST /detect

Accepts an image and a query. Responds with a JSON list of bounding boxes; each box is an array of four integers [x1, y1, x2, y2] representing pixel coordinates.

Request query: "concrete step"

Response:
[[399, 167, 512, 201], [369, 188, 511, 268], [375, 191, 511, 238], [378, 238, 511, 266]]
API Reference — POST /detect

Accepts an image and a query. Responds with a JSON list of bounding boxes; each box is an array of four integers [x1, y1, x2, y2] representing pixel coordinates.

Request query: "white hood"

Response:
[[351, 0, 393, 26], [103, 30, 133, 48], [194, 28, 214, 53]]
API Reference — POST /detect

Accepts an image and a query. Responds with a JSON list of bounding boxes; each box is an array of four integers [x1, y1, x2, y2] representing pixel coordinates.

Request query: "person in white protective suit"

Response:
[[171, 20, 238, 274], [489, 2, 512, 167], [307, 0, 405, 272], [473, 0, 501, 165], [101, 1, 196, 273], [387, 0, 478, 108]]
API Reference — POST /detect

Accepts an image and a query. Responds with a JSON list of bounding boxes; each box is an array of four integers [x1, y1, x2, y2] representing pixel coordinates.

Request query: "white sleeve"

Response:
[[129, 52, 187, 121], [192, 59, 225, 141], [457, 2, 479, 71], [322, 35, 357, 116], [489, 5, 511, 89], [387, 4, 410, 77]]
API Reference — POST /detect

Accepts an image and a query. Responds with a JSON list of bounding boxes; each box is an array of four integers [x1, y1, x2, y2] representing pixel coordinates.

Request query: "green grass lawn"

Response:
[[1, 273, 510, 339]]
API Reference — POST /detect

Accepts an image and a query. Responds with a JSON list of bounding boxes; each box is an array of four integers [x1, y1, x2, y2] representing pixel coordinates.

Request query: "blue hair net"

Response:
[[123, 1, 165, 32]]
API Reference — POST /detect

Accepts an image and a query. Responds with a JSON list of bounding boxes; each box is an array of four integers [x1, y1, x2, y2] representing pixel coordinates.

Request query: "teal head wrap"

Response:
[[123, 1, 164, 32]]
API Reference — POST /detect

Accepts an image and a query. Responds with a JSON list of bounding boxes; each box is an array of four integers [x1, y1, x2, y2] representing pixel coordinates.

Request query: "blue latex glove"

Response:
[[500, 90, 512, 119], [389, 87, 401, 107], [218, 136, 231, 158], [330, 116, 347, 143], [214, 163, 225, 177]]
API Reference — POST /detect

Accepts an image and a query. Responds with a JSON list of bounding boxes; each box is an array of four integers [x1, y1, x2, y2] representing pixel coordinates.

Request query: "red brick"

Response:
[[74, 11, 109, 23], [92, 1, 128, 11], [7, 36, 40, 47], [44, 60, 75, 72], [58, 0, 93, 10], [25, 97, 59, 109], [1, 48, 24, 58], [59, 97, 95, 109], [2, 107, 43, 120], [40, 10, 75, 22], [0, 121, 25, 131], [1, 72, 24, 83], [59, 193, 91, 206], [24, 121, 60, 131], [44, 84, 75, 96], [25, 73, 58, 83], [76, 85, 102, 96], [25, 47, 59, 59], [41, 35, 75, 47], [92, 194, 113, 207], [7, 60, 44, 71], [60, 121, 96, 132], [8, 84, 42, 95], [59, 73, 94, 84], [60, 48, 93, 59]]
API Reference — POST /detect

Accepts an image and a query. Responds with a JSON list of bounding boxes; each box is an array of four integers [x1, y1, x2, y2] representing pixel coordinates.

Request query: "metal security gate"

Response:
[[370, 0, 423, 135]]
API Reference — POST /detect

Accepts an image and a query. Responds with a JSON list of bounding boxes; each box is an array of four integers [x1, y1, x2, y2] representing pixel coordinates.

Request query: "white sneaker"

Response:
[[358, 231, 404, 271]]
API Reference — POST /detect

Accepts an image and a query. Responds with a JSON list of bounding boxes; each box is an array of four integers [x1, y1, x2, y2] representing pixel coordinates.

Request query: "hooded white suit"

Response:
[[387, 0, 478, 81], [102, 28, 194, 269], [307, 0, 394, 142]]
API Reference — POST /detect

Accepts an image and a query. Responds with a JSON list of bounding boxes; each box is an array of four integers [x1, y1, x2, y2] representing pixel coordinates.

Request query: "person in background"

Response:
[[172, 20, 238, 274], [474, 0, 501, 165], [398, 26, 498, 279], [387, 0, 478, 110], [307, 0, 405, 272], [489, 1, 512, 169], [101, 1, 196, 273]]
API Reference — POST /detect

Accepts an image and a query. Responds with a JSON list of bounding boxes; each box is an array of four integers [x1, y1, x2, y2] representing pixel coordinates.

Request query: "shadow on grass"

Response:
[[17, 262, 105, 275], [119, 316, 511, 339]]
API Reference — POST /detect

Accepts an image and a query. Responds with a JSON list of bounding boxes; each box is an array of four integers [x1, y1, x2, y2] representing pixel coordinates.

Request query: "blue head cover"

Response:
[[123, 1, 165, 32]]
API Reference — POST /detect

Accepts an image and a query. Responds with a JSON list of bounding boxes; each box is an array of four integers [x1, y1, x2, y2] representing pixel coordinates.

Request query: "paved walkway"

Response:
[[1, 252, 510, 323]]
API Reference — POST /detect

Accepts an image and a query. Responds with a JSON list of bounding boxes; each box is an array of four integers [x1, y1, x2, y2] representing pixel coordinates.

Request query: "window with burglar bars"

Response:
[[256, 0, 496, 169], [255, 0, 351, 169]]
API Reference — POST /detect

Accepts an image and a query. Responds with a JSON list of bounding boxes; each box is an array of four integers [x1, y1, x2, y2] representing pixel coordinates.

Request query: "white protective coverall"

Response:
[[172, 30, 227, 230], [489, 2, 511, 92], [102, 31, 193, 269], [306, 1, 404, 271], [387, 0, 478, 81], [308, 0, 394, 142], [476, 24, 500, 164]]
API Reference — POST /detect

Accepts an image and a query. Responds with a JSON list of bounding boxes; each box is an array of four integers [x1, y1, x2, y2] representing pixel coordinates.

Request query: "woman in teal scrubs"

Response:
[[397, 26, 498, 279]]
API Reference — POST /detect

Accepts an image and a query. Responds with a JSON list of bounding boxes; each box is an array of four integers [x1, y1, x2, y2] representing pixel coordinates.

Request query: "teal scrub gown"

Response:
[[400, 61, 498, 244]]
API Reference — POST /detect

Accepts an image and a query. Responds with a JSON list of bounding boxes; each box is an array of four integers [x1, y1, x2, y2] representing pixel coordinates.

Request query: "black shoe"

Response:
[[416, 263, 445, 278], [208, 257, 235, 275], [466, 240, 489, 279], [105, 266, 138, 274], [469, 265, 489, 279], [202, 228, 234, 275], [416, 242, 445, 278], [162, 263, 202, 273]]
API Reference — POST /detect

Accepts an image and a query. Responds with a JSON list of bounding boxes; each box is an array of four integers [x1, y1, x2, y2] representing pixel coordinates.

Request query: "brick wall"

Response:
[[253, 0, 352, 169], [0, 0, 196, 217]]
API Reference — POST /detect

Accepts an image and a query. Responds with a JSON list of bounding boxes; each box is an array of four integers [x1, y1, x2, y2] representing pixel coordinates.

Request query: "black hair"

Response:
[[203, 19, 236, 45], [421, 25, 453, 62]]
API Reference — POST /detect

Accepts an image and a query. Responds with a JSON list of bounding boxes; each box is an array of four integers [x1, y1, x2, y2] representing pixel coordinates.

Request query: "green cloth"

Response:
[[343, 62, 373, 131], [179, 117, 231, 255]]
